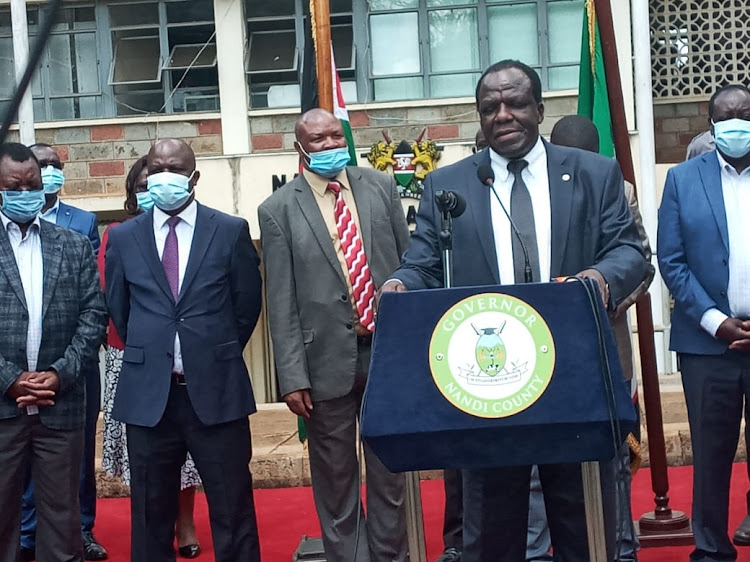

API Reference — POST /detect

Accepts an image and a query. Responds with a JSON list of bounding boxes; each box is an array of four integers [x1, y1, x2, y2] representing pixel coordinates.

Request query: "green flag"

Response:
[[577, 0, 615, 157]]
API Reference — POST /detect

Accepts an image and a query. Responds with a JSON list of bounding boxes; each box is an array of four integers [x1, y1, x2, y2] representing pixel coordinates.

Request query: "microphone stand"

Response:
[[439, 209, 454, 289]]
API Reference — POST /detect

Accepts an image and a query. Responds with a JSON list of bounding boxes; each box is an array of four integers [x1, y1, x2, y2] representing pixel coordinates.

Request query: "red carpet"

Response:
[[94, 464, 750, 561]]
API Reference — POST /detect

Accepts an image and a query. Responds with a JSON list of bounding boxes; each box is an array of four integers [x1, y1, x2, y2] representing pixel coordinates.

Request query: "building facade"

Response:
[[1, 0, 654, 399]]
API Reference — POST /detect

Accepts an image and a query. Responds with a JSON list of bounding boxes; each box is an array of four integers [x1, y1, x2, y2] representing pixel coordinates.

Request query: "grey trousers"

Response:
[[0, 414, 84, 562], [304, 342, 408, 562]]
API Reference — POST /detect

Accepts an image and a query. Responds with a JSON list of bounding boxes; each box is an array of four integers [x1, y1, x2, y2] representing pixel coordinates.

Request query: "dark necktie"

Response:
[[162, 216, 181, 299], [507, 159, 540, 283]]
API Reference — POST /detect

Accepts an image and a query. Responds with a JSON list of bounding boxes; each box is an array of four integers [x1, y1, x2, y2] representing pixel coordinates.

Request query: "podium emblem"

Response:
[[429, 293, 556, 418]]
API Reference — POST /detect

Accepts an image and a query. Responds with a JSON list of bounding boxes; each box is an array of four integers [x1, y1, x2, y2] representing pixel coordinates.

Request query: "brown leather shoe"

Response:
[[733, 515, 750, 546]]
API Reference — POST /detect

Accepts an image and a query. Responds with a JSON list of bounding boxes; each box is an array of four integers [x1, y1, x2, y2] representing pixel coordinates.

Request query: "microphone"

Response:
[[434, 190, 466, 218], [476, 164, 533, 283]]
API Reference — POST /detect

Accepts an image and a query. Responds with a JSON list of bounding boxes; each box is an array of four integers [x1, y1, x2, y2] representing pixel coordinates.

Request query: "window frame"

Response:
[[365, 0, 584, 102]]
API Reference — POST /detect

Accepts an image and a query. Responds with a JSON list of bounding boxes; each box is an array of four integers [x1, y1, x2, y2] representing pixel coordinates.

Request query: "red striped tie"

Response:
[[327, 181, 375, 332]]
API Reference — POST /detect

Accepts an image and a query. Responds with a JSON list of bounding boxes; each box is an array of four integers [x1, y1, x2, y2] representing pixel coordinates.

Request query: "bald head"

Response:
[[146, 137, 200, 208], [294, 109, 347, 164], [148, 138, 196, 171], [550, 115, 600, 154]]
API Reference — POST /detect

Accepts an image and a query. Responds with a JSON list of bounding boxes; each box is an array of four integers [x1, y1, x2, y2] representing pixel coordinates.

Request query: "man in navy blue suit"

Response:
[[382, 60, 648, 561], [20, 143, 107, 561], [658, 84, 750, 562], [106, 138, 263, 562]]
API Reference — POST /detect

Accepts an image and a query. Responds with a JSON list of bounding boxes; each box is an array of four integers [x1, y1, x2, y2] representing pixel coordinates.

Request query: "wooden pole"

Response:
[[592, 0, 692, 546], [311, 0, 333, 112]]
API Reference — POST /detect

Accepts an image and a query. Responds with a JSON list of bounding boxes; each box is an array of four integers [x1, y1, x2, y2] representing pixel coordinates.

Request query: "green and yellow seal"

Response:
[[429, 293, 556, 418]]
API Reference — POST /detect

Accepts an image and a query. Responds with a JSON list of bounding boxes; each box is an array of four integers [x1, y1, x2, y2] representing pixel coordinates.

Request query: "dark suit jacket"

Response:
[[0, 220, 107, 430], [258, 167, 410, 402], [57, 201, 100, 255], [657, 150, 731, 355], [105, 202, 263, 427], [393, 143, 648, 310]]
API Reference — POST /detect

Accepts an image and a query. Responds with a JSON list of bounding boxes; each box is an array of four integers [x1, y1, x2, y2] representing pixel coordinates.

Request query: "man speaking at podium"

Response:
[[381, 60, 648, 561]]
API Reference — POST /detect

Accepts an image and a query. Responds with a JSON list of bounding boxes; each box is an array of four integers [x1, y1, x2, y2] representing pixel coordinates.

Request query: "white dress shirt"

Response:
[[1, 211, 44, 414], [489, 137, 552, 285], [40, 197, 60, 224], [700, 153, 750, 337], [153, 201, 197, 374]]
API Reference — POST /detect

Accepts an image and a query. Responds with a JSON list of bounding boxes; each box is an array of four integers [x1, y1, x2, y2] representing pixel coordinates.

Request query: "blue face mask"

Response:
[[147, 171, 195, 212], [1, 189, 46, 224], [41, 165, 65, 195], [136, 191, 154, 212], [712, 118, 750, 159], [302, 146, 351, 178]]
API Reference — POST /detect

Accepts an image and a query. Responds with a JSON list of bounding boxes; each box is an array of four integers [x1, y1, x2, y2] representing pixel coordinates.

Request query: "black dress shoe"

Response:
[[19, 547, 35, 562], [734, 515, 750, 546], [178, 544, 202, 558], [436, 547, 461, 562], [82, 532, 109, 561]]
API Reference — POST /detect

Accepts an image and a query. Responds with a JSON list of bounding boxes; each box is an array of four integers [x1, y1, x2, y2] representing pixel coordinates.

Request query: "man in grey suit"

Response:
[[259, 108, 410, 562], [0, 142, 107, 562]]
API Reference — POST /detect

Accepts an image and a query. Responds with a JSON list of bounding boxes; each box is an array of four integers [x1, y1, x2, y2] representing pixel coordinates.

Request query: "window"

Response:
[[368, 0, 584, 102], [108, 0, 219, 115], [0, 5, 106, 121], [245, 0, 356, 108]]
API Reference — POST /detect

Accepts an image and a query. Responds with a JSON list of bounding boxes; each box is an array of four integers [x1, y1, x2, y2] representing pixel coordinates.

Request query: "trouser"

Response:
[[442, 469, 463, 550], [21, 359, 100, 549], [305, 341, 409, 562], [0, 414, 84, 562], [525, 445, 639, 561], [126, 383, 260, 562], [463, 461, 616, 562], [681, 351, 750, 562]]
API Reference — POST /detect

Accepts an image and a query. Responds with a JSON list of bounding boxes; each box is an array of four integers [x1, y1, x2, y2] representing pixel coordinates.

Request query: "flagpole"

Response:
[[311, 0, 333, 112], [592, 0, 693, 546]]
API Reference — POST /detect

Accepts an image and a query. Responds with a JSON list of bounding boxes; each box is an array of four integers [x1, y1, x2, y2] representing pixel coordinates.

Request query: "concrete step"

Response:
[[96, 381, 736, 498]]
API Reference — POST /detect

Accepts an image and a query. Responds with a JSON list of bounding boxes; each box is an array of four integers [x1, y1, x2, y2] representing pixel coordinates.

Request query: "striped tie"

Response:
[[327, 181, 375, 332]]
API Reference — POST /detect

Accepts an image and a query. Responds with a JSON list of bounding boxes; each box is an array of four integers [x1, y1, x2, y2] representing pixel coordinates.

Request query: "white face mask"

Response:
[[147, 171, 195, 211], [712, 118, 750, 159]]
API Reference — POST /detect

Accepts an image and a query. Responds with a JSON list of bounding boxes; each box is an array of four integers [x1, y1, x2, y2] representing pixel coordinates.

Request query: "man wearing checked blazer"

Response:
[[19, 142, 107, 561], [259, 108, 411, 562], [658, 84, 750, 562], [0, 142, 107, 562], [382, 60, 648, 561], [106, 138, 263, 562]]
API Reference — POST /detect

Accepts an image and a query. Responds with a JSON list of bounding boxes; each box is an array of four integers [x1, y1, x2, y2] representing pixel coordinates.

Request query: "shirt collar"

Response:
[[43, 197, 60, 217], [490, 136, 546, 182], [716, 151, 750, 177], [153, 199, 198, 230], [0, 210, 42, 234], [302, 168, 351, 198]]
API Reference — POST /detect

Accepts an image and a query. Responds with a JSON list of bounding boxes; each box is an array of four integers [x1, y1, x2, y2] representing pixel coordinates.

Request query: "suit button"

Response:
[[180, 318, 185, 322], [720, 291, 727, 297], [723, 259, 728, 266], [346, 323, 353, 330], [341, 294, 348, 302]]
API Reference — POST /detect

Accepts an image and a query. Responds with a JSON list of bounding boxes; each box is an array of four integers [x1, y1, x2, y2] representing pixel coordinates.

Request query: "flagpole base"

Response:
[[636, 509, 693, 547]]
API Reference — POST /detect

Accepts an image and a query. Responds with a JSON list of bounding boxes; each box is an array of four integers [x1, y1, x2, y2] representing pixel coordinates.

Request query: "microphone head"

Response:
[[451, 192, 467, 218], [477, 164, 494, 186], [435, 190, 467, 218]]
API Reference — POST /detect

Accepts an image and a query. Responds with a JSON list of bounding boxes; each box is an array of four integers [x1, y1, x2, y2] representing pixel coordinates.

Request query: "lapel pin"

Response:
[[562, 173, 571, 182]]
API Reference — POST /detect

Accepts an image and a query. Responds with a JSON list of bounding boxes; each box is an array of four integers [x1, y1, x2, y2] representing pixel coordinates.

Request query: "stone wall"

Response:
[[653, 100, 710, 164], [20, 94, 578, 204], [247, 96, 579, 154], [31, 120, 223, 200]]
